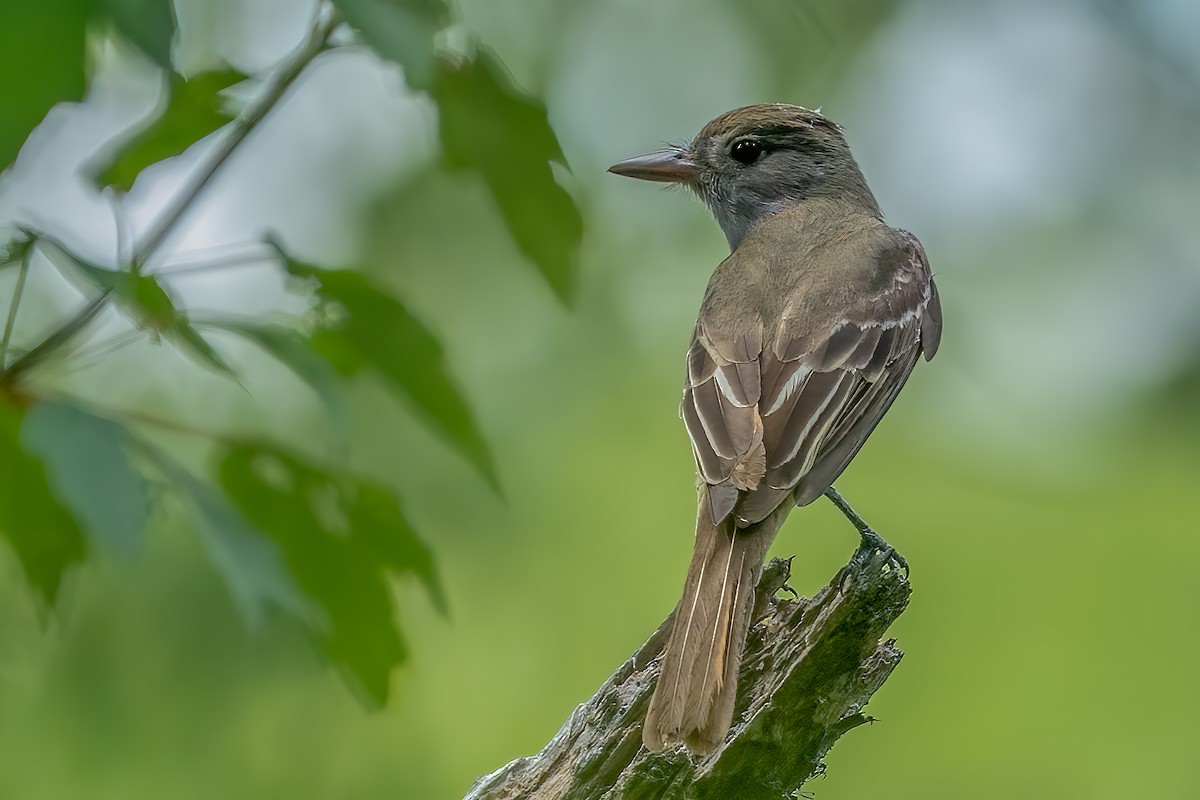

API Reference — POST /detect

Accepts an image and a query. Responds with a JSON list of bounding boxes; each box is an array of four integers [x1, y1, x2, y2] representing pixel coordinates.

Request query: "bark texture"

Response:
[[464, 546, 911, 800]]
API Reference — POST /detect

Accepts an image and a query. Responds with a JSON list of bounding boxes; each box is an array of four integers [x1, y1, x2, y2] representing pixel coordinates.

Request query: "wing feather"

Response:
[[679, 226, 941, 528]]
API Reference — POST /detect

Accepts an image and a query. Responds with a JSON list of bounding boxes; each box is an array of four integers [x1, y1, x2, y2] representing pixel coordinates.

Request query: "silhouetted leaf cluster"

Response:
[[0, 2, 581, 703]]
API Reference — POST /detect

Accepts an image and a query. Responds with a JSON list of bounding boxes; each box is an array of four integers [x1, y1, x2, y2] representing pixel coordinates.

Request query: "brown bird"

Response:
[[609, 104, 942, 754]]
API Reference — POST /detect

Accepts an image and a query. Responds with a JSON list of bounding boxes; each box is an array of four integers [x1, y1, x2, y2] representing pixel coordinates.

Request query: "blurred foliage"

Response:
[[0, 0, 179, 169], [163, 456, 311, 628], [735, 0, 896, 96], [67, 249, 238, 376], [219, 440, 445, 705], [91, 69, 247, 191], [95, 0, 177, 70], [0, 403, 87, 603], [331, 0, 448, 89], [201, 317, 345, 416], [22, 401, 151, 559], [285, 253, 498, 487], [0, 1, 88, 169], [0, 0, 577, 709], [433, 48, 582, 300]]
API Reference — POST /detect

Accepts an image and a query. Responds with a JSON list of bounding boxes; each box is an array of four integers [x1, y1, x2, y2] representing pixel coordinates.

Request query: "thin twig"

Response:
[[107, 188, 132, 268], [45, 390, 247, 443], [0, 9, 341, 385], [0, 292, 112, 384], [148, 240, 276, 274], [114, 407, 246, 443], [63, 328, 145, 368], [153, 249, 276, 277], [1, 245, 31, 369], [133, 10, 341, 266]]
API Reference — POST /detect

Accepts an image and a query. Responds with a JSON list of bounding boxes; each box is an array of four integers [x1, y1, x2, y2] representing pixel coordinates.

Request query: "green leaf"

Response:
[[96, 0, 177, 69], [284, 256, 498, 489], [218, 441, 444, 704], [199, 318, 345, 417], [162, 458, 312, 629], [0, 402, 87, 604], [91, 68, 246, 191], [331, 0, 449, 90], [70, 261, 238, 378], [171, 321, 239, 379], [21, 400, 149, 556], [432, 50, 581, 301], [0, 0, 89, 170]]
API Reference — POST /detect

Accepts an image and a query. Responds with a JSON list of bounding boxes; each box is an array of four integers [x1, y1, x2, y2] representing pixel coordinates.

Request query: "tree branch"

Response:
[[0, 242, 31, 369], [465, 547, 911, 799], [132, 9, 341, 267], [0, 9, 341, 386]]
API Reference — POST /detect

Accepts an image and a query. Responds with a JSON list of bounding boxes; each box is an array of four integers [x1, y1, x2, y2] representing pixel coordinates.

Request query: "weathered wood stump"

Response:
[[465, 546, 911, 799]]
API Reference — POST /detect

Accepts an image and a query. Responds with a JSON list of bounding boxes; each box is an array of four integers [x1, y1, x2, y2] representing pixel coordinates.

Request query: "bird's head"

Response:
[[609, 104, 879, 248]]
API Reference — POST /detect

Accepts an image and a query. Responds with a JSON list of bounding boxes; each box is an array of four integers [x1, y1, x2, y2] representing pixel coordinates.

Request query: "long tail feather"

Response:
[[643, 486, 781, 753]]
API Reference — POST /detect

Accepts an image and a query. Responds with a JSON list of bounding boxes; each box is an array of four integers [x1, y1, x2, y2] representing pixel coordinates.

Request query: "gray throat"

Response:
[[701, 168, 883, 250]]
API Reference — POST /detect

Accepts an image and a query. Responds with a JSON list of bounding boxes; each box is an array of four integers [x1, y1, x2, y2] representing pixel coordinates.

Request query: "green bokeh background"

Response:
[[2, 0, 1199, 797]]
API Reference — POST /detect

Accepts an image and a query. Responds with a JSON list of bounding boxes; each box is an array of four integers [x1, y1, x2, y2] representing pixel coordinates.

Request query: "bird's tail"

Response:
[[643, 486, 778, 754]]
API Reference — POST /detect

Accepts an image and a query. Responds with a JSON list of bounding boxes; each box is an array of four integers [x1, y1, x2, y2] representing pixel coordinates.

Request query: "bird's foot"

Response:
[[854, 527, 909, 577], [825, 485, 909, 578]]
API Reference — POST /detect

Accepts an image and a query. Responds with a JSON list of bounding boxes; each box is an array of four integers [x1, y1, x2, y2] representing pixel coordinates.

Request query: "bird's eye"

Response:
[[730, 139, 764, 165]]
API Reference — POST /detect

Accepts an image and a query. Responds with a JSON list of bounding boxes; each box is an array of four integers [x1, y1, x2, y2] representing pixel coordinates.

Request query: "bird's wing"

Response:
[[682, 229, 941, 526]]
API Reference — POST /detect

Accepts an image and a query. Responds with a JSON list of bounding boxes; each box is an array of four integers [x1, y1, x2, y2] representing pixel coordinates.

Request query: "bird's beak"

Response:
[[608, 147, 698, 184]]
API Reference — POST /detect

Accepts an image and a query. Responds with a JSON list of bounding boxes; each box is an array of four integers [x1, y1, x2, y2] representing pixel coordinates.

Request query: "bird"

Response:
[[608, 104, 942, 755]]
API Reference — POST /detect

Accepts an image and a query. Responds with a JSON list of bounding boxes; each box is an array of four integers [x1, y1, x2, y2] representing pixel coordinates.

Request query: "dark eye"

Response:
[[730, 138, 764, 165]]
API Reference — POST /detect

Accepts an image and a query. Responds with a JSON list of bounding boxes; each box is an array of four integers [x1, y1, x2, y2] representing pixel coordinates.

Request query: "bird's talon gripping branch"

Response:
[[858, 529, 909, 576], [825, 485, 909, 576]]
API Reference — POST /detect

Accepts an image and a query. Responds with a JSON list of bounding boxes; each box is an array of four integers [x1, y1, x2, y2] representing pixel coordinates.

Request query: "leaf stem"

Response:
[[134, 11, 341, 267], [63, 328, 145, 368], [0, 291, 112, 386], [115, 407, 247, 443], [1, 245, 31, 369], [152, 248, 276, 277], [0, 9, 342, 386], [45, 390, 248, 444], [148, 240, 276, 273]]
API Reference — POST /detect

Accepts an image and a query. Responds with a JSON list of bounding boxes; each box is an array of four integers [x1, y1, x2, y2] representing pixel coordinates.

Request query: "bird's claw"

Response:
[[857, 527, 909, 577], [824, 486, 908, 577]]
